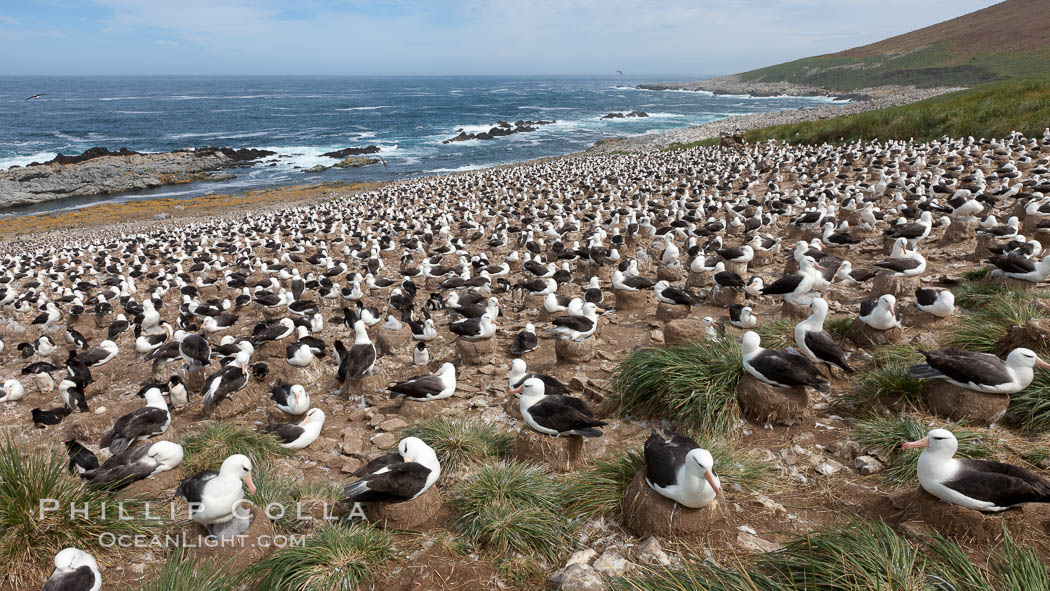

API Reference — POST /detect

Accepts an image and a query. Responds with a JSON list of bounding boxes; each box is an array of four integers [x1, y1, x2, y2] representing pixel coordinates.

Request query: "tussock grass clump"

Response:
[[181, 422, 291, 475], [855, 416, 990, 485], [754, 316, 795, 350], [708, 441, 773, 492], [563, 449, 645, 520], [247, 462, 343, 535], [839, 345, 925, 413], [246, 522, 393, 591], [400, 417, 513, 472], [759, 521, 928, 589], [0, 438, 162, 587], [1004, 368, 1050, 433], [453, 460, 572, 561], [824, 316, 853, 340], [139, 548, 238, 591], [616, 522, 1050, 591], [611, 338, 743, 436], [945, 281, 1046, 353], [943, 298, 1045, 353]]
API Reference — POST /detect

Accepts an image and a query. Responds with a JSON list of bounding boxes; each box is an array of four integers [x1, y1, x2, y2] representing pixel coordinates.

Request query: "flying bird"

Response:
[[25, 93, 47, 101], [616, 70, 623, 75]]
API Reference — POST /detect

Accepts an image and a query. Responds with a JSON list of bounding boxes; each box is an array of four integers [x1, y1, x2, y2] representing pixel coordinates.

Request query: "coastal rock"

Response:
[[1, 145, 276, 208], [442, 120, 555, 144], [321, 145, 381, 158], [600, 111, 649, 120], [333, 156, 380, 168]]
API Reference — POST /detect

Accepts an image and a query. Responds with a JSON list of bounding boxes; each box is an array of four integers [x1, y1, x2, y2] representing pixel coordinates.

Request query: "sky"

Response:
[[0, 0, 1001, 76]]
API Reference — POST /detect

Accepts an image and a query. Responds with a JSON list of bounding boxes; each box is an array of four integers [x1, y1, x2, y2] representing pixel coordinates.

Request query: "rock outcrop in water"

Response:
[[600, 111, 648, 120], [321, 145, 381, 158], [442, 120, 554, 143], [0, 146, 276, 209]]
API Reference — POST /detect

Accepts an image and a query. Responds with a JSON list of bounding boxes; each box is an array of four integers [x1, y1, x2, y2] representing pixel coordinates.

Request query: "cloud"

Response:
[[0, 14, 21, 25], [6, 0, 1004, 74]]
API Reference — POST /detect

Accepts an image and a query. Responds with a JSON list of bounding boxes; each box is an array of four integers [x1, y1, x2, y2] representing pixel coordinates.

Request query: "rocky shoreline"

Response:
[[590, 83, 962, 153], [636, 74, 872, 99], [0, 146, 278, 209]]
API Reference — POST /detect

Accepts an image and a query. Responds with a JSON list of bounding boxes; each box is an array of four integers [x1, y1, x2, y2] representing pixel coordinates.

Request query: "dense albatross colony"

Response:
[[10, 130, 1050, 589]]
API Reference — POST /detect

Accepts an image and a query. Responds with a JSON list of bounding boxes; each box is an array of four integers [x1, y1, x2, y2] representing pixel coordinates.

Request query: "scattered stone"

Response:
[[814, 459, 843, 476], [736, 530, 782, 553], [852, 455, 885, 475], [552, 564, 605, 591], [635, 537, 671, 566], [592, 550, 633, 578], [379, 417, 408, 432], [370, 432, 397, 449]]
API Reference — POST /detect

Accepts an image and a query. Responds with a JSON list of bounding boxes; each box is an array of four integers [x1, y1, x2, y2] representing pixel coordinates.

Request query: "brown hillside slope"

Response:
[[837, 0, 1050, 57]]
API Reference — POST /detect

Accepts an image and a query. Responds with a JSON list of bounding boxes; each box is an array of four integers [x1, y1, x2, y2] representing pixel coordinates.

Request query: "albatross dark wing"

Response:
[[42, 565, 97, 591], [945, 459, 1050, 507], [527, 398, 606, 435], [263, 423, 305, 444], [388, 373, 444, 398], [923, 349, 1012, 387], [175, 470, 220, 504], [343, 462, 432, 503], [100, 407, 168, 453], [753, 350, 830, 392], [803, 330, 852, 372], [644, 430, 699, 488]]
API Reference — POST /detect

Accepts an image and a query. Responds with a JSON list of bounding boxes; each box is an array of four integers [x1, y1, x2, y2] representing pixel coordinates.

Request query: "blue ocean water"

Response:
[[0, 76, 847, 214]]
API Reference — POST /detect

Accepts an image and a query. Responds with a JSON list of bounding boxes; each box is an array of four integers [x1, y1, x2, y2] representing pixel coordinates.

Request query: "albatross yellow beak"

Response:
[[243, 473, 257, 494], [901, 437, 929, 450], [1037, 358, 1050, 369], [705, 468, 721, 497], [508, 385, 523, 396]]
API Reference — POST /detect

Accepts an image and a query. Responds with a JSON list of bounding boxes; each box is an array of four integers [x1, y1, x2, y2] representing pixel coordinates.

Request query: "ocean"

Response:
[[0, 76, 847, 214]]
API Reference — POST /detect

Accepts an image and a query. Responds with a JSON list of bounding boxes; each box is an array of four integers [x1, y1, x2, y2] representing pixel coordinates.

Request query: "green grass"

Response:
[[943, 287, 1046, 353], [738, 42, 1050, 90], [1004, 368, 1050, 433], [0, 437, 163, 587], [245, 522, 393, 591], [615, 522, 1050, 591], [759, 521, 928, 590], [611, 337, 744, 436], [665, 137, 720, 151], [563, 449, 645, 520], [246, 462, 343, 535], [738, 72, 1050, 146], [855, 416, 990, 485], [138, 548, 238, 591], [824, 317, 852, 340], [181, 422, 292, 475], [838, 345, 925, 414], [754, 317, 795, 350], [453, 460, 573, 561], [400, 417, 513, 473]]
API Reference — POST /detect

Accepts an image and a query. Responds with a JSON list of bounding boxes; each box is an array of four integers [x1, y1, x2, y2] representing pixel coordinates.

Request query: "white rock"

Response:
[[635, 537, 671, 566], [94, 406, 107, 414], [736, 530, 782, 553], [852, 455, 885, 475], [814, 458, 843, 476], [552, 564, 605, 591], [564, 549, 597, 568], [592, 550, 633, 578]]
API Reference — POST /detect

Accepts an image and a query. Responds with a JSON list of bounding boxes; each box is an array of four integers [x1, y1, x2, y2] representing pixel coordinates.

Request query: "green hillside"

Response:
[[742, 72, 1050, 145], [738, 0, 1050, 90]]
